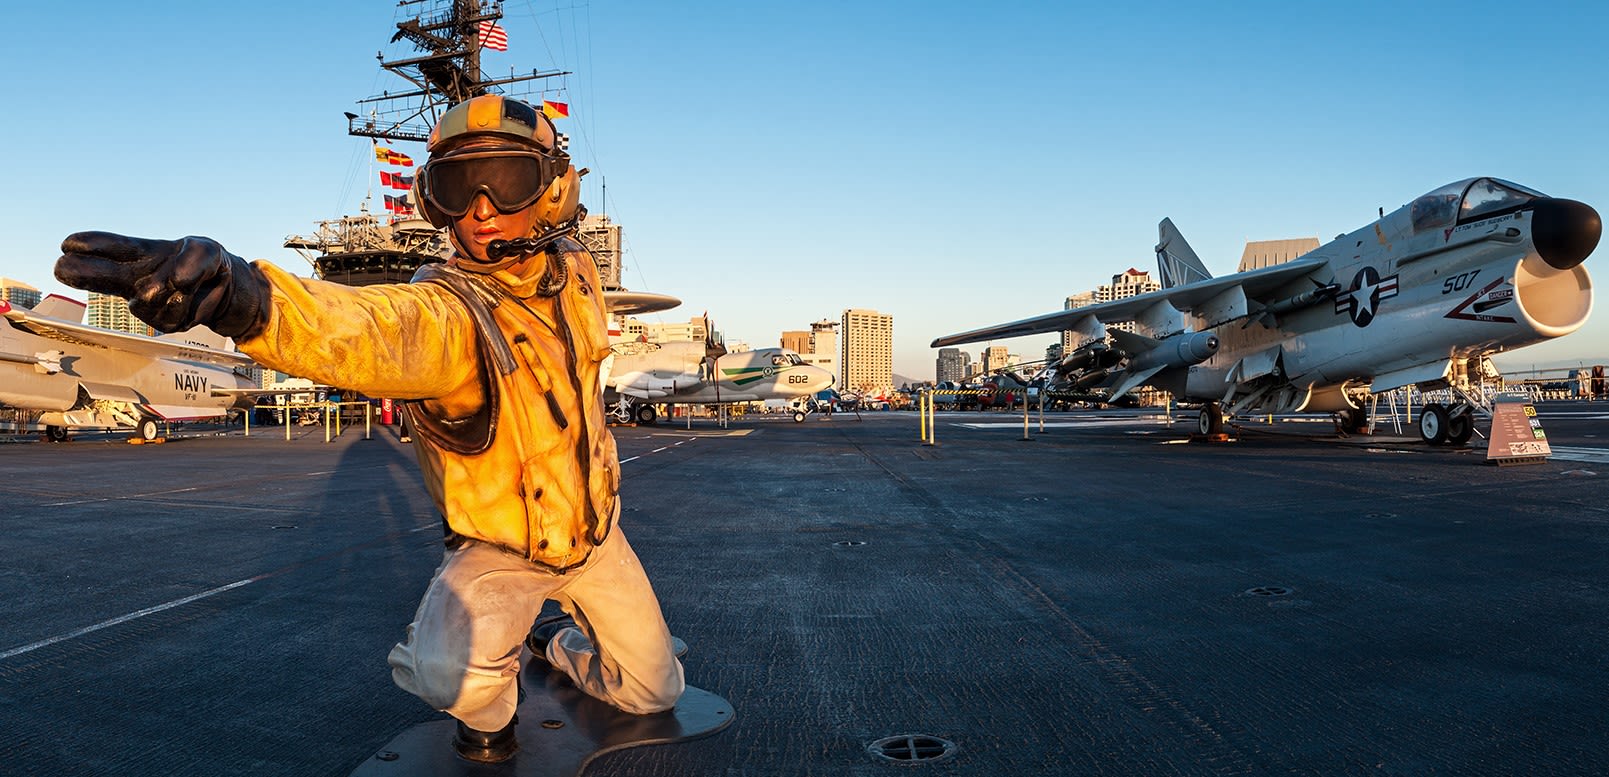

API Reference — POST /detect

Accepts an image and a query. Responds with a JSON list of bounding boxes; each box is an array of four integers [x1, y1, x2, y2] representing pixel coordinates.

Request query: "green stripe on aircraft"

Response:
[[722, 365, 794, 387]]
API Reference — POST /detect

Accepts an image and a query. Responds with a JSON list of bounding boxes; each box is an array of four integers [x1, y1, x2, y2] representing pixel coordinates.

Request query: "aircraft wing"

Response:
[[1, 303, 254, 368], [931, 256, 1328, 347]]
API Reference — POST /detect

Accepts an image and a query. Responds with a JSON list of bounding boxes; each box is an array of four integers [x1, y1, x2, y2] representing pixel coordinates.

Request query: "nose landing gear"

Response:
[[1419, 402, 1475, 446]]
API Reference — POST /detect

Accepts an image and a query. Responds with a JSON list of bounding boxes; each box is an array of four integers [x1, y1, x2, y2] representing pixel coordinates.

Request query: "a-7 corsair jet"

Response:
[[933, 178, 1599, 444]]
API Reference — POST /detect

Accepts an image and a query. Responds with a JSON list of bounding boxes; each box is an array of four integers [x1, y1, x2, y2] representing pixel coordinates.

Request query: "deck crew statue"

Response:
[[56, 95, 685, 764]]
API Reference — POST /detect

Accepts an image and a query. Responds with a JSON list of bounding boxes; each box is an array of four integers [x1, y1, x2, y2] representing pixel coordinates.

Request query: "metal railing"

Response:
[[246, 400, 375, 442]]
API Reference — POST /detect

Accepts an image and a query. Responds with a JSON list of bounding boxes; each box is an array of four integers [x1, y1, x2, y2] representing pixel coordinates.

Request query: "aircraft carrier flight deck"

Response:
[[2, 404, 1607, 775]]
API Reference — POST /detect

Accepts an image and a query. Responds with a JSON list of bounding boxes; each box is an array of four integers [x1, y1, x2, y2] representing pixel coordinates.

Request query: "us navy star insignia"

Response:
[[1333, 266, 1399, 327]]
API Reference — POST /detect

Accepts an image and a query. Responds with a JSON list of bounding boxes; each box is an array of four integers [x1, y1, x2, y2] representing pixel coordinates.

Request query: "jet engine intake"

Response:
[[1531, 198, 1601, 271]]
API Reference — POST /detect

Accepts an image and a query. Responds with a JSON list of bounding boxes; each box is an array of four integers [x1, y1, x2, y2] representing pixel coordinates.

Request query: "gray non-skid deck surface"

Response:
[[2, 407, 1607, 775]]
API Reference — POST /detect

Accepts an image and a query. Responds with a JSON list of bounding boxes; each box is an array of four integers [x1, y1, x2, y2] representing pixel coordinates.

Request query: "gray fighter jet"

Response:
[[933, 178, 1599, 445], [0, 295, 257, 440]]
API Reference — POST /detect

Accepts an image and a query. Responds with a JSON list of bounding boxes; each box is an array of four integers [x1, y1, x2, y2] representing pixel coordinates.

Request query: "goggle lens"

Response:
[[424, 154, 557, 217]]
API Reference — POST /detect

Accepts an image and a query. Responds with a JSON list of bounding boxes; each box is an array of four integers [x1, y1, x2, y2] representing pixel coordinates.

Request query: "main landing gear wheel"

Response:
[[1446, 408, 1476, 446], [137, 418, 160, 441], [1419, 403, 1450, 445], [1197, 402, 1225, 436], [45, 425, 68, 443], [634, 404, 658, 425]]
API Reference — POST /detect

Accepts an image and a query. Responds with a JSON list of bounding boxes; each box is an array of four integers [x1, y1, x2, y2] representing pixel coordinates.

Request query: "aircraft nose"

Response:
[[1532, 197, 1601, 270]]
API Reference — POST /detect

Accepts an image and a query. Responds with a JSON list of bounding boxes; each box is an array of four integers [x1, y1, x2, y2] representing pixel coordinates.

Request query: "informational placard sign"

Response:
[[1486, 391, 1550, 466]]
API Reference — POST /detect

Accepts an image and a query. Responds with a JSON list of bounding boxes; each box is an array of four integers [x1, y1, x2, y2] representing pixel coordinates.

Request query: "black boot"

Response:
[[525, 613, 578, 667], [452, 716, 518, 763]]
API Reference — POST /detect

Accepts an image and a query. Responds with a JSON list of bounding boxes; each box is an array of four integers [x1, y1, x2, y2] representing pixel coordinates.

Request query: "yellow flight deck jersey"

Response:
[[237, 238, 620, 571]]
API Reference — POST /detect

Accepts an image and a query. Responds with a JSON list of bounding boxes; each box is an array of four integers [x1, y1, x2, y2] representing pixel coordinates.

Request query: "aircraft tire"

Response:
[[1197, 402, 1224, 436], [137, 418, 160, 441], [1419, 403, 1450, 445], [1446, 410, 1476, 446], [635, 404, 658, 425], [45, 425, 68, 443], [792, 411, 806, 423]]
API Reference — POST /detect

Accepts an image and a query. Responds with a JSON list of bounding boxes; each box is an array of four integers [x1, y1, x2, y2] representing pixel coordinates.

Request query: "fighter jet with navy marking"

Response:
[[933, 178, 1599, 445], [0, 294, 259, 441]]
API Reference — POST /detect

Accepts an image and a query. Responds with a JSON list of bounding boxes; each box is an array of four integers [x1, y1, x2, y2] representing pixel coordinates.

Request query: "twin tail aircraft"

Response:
[[933, 178, 1599, 444]]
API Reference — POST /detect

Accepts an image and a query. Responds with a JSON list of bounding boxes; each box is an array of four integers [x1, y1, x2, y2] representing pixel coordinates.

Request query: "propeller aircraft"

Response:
[[602, 315, 835, 424]]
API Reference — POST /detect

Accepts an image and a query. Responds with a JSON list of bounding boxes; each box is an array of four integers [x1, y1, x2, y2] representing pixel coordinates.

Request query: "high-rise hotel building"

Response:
[[839, 308, 893, 394], [1062, 268, 1160, 352], [87, 292, 154, 336], [935, 347, 967, 384]]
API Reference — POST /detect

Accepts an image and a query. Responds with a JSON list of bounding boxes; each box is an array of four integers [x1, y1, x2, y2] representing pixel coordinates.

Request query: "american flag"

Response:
[[477, 20, 508, 51]]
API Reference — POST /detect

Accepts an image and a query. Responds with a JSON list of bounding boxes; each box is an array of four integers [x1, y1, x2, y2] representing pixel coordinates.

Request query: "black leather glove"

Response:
[[56, 231, 271, 339]]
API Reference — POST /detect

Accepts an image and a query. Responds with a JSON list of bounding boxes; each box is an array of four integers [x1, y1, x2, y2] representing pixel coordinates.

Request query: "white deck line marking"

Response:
[[45, 486, 201, 507], [652, 447, 669, 453], [1546, 446, 1609, 464], [956, 419, 1171, 429], [10, 440, 695, 662], [0, 578, 256, 661]]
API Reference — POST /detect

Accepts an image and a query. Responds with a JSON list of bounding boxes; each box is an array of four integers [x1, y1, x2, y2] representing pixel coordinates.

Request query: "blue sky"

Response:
[[6, 1, 1608, 379]]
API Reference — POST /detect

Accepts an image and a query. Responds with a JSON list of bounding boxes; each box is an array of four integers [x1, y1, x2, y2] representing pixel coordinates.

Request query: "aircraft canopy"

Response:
[[1409, 177, 1546, 233]]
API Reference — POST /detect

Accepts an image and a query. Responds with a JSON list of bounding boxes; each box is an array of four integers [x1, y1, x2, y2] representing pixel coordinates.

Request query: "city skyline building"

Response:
[[1062, 268, 1161, 351], [780, 330, 811, 354], [935, 347, 966, 384], [86, 292, 153, 337], [805, 320, 839, 380], [0, 278, 41, 309], [1238, 237, 1320, 272], [840, 308, 893, 394], [983, 345, 1010, 374], [617, 315, 707, 344]]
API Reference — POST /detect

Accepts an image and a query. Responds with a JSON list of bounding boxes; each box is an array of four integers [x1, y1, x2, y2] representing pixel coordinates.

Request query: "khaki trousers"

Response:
[[387, 528, 685, 731]]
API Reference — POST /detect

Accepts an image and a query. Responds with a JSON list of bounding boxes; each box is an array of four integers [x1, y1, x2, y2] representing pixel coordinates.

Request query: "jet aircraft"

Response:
[[0, 295, 258, 440], [933, 178, 1599, 444]]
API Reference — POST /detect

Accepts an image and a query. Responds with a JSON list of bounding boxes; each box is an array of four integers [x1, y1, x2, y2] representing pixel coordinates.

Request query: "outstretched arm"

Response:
[[56, 231, 478, 402]]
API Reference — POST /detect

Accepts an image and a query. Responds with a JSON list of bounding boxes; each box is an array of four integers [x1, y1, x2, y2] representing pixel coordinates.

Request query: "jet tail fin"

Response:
[[1156, 218, 1212, 288], [31, 294, 87, 323], [157, 325, 233, 352]]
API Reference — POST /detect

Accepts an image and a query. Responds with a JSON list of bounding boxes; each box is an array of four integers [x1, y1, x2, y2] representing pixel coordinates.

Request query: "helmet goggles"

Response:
[[421, 149, 566, 217]]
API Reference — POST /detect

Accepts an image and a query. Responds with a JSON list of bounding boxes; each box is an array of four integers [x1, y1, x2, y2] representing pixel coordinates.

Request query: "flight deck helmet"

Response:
[[412, 94, 581, 235]]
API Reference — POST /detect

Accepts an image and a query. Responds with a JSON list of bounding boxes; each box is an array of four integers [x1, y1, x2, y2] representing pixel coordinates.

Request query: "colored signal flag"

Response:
[[380, 171, 414, 190], [542, 100, 569, 119], [477, 20, 508, 51], [373, 145, 414, 166], [383, 194, 415, 213]]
